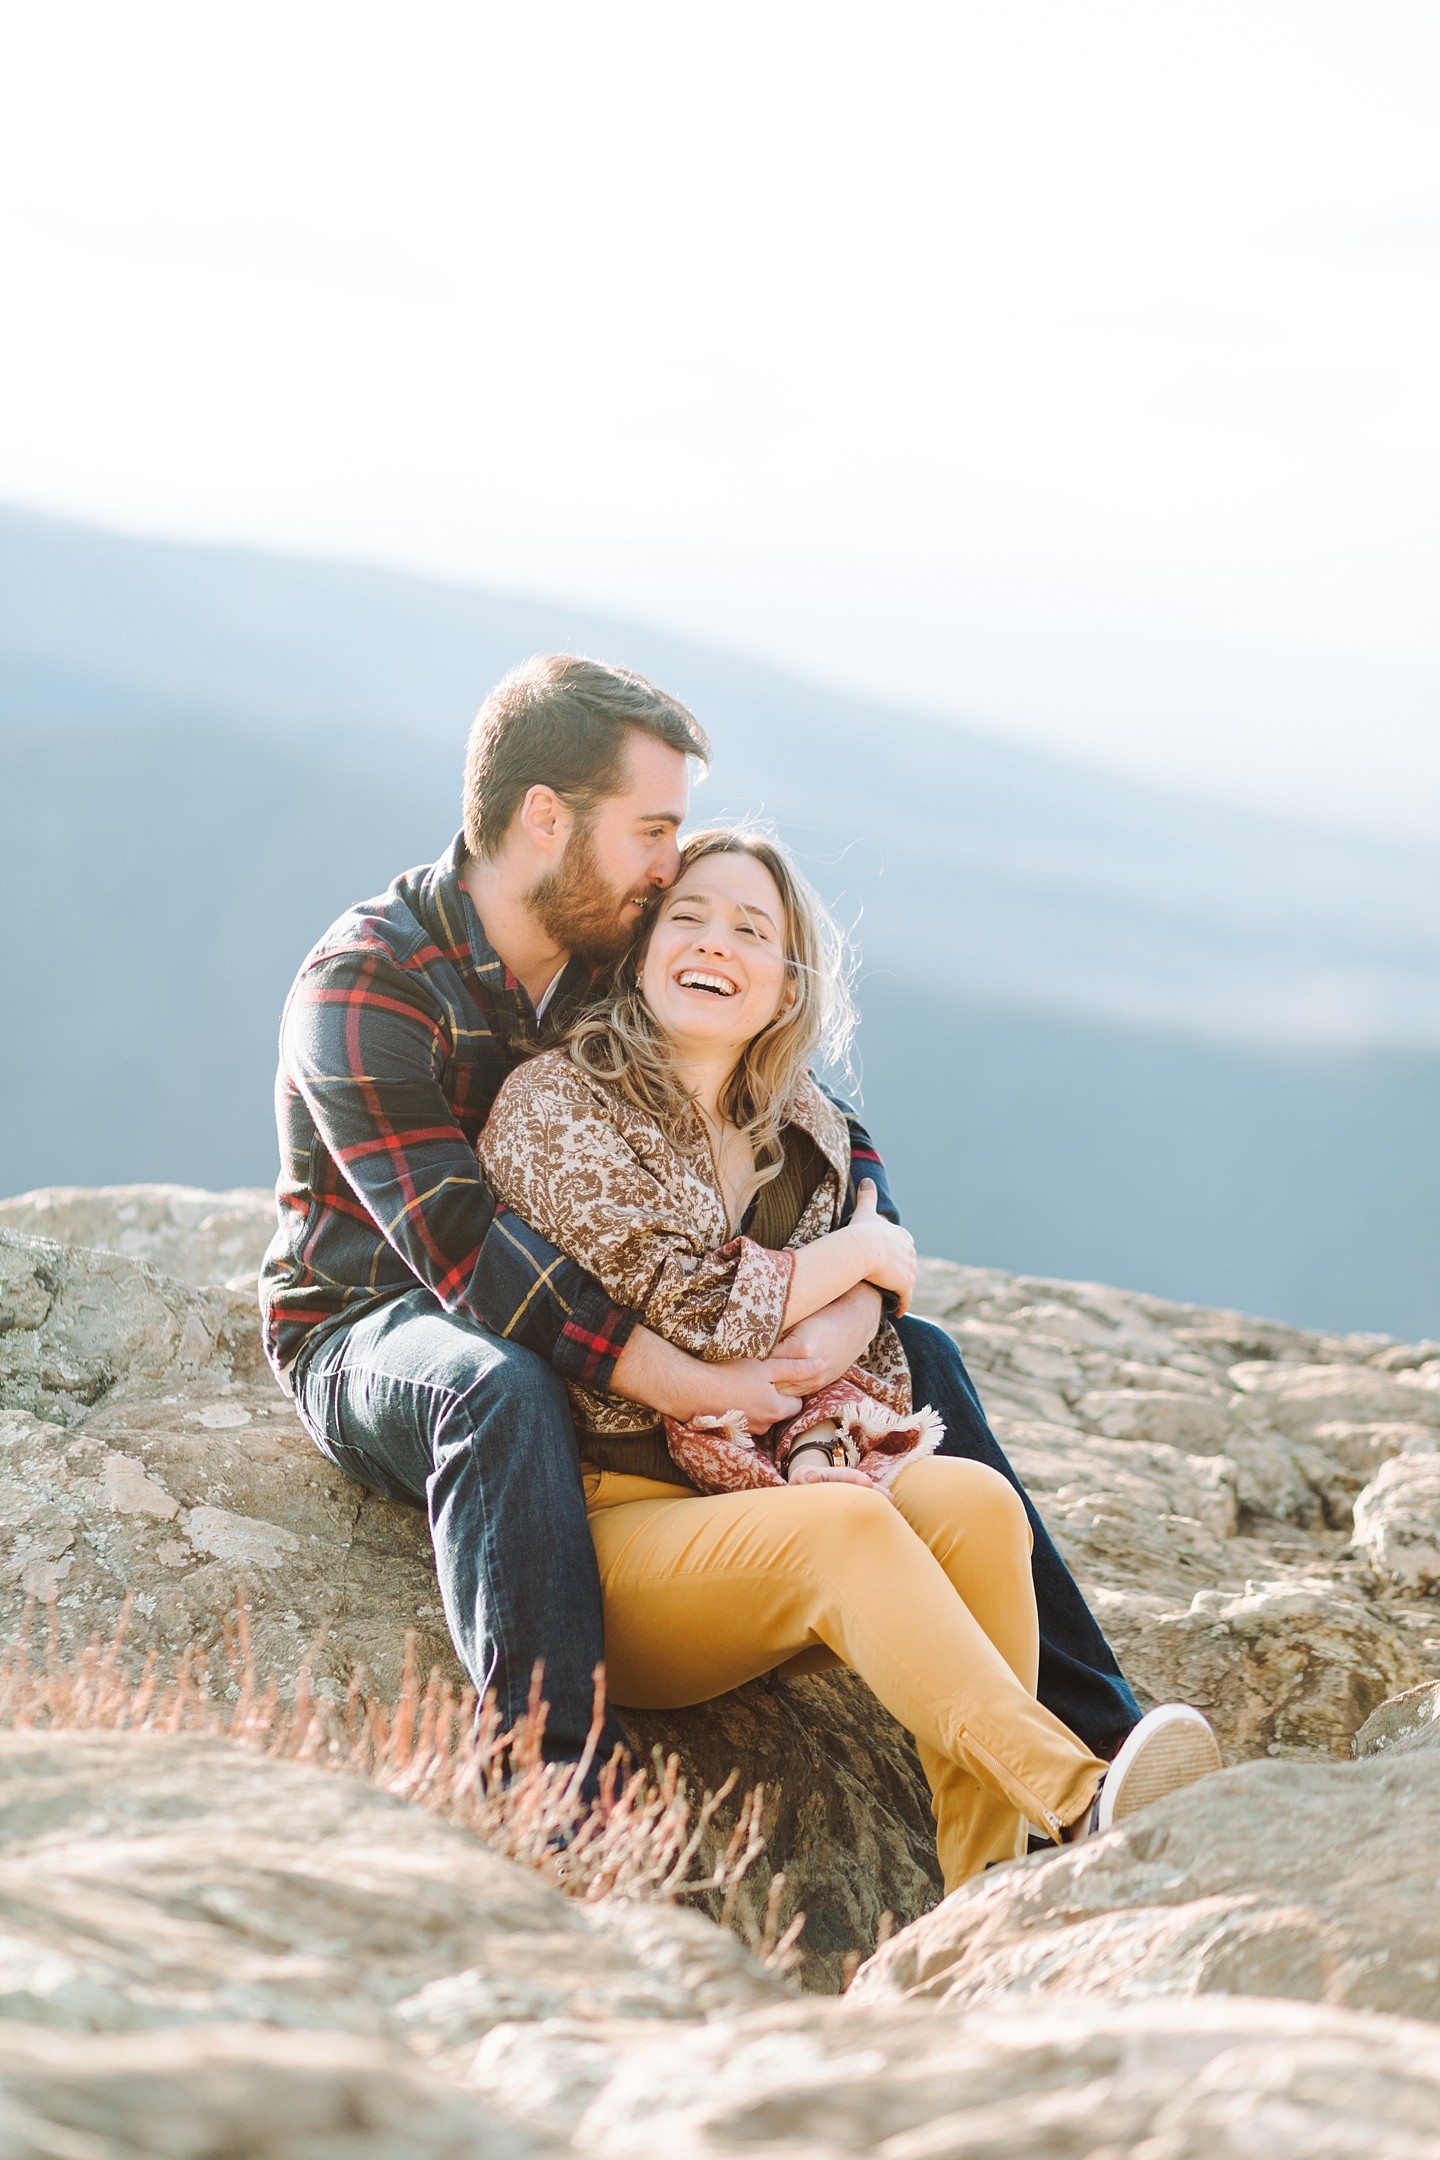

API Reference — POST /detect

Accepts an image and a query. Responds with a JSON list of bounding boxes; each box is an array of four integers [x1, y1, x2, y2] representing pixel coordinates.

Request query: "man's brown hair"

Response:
[[461, 655, 711, 860]]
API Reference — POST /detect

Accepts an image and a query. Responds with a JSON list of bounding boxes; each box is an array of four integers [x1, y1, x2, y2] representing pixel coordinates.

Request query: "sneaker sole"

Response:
[[1099, 1705, 1221, 1830]]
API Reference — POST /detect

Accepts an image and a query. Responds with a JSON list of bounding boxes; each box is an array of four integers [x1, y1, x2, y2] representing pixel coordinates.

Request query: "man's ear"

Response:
[[518, 784, 571, 853]]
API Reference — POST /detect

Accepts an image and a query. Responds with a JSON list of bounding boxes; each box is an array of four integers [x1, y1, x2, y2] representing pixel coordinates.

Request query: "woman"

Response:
[[480, 829, 1219, 1888]]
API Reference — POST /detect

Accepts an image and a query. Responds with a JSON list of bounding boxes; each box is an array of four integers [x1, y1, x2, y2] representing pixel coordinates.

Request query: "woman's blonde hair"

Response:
[[567, 827, 857, 1189]]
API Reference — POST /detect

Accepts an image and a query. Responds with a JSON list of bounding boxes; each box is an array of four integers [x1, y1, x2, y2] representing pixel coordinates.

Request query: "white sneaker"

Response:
[[1092, 1703, 1222, 1833]]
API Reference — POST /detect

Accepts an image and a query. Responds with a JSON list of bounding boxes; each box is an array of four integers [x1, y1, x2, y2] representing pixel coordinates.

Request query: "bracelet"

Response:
[[785, 1437, 841, 1477]]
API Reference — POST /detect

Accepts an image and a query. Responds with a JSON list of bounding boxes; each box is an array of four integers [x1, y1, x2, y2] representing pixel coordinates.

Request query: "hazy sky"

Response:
[[3, 3, 1438, 839]]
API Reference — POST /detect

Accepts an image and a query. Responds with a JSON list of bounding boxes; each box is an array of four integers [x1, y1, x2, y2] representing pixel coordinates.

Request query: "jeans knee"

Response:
[[896, 1314, 964, 1382], [442, 1340, 582, 1501], [455, 1336, 568, 1426]]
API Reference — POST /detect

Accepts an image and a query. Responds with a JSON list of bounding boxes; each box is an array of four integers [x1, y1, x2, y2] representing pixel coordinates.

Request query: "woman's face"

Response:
[[641, 852, 794, 1057]]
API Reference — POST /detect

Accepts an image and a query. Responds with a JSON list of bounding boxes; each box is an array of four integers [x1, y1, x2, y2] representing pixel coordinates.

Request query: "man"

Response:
[[261, 655, 1139, 1784]]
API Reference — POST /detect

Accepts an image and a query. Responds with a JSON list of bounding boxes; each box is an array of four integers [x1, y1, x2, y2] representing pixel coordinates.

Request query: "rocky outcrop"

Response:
[[1353, 1451, 1440, 1595], [0, 1730, 781, 2040], [909, 1256, 1440, 1764], [3, 1195, 1440, 1998], [0, 1728, 773, 2158], [850, 1746, 1440, 2021], [8, 1730, 1440, 2160], [1354, 1676, 1440, 1759], [0, 1224, 454, 1704], [567, 1995, 1440, 2159], [0, 2021, 542, 2160], [0, 1218, 937, 1991], [1090, 1579, 1420, 1761], [0, 1183, 274, 1288]]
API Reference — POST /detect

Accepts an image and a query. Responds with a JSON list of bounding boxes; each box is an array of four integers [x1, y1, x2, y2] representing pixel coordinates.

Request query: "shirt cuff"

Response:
[[553, 1282, 640, 1391]]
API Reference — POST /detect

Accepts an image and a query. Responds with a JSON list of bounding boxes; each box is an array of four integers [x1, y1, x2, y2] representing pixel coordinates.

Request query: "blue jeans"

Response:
[[291, 1288, 631, 1782], [895, 1313, 1141, 1759]]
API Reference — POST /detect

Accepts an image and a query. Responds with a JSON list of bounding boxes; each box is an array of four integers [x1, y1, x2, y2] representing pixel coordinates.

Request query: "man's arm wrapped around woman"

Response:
[[478, 1049, 797, 1363], [479, 1049, 942, 1496]]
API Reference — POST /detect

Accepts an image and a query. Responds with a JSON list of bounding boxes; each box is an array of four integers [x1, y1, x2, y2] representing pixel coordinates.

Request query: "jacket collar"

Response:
[[783, 1074, 852, 1184]]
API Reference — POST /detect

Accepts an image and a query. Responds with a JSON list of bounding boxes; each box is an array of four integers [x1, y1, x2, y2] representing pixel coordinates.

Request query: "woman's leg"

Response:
[[588, 1471, 1106, 1892], [891, 1456, 1039, 1683], [896, 1312, 1141, 1757], [887, 1455, 1045, 1884]]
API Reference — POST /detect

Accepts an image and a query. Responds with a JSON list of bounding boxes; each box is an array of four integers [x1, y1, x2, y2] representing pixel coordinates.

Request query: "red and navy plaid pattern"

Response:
[[260, 832, 899, 1389]]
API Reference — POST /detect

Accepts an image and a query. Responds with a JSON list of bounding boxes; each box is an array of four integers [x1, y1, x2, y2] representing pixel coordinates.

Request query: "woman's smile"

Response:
[[642, 854, 793, 1050]]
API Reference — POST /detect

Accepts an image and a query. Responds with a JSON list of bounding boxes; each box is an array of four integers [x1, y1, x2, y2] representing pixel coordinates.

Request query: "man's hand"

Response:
[[710, 1351, 826, 1433], [610, 1325, 823, 1431], [774, 1283, 884, 1390]]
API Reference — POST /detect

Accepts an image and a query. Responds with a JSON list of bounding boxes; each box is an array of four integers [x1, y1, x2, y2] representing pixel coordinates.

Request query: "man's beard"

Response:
[[524, 822, 649, 967]]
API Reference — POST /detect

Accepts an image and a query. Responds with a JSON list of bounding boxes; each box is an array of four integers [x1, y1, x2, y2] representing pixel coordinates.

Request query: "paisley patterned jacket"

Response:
[[477, 1048, 911, 1442]]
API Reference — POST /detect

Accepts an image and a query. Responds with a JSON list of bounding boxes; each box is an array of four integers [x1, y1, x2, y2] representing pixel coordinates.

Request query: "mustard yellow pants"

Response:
[[584, 1455, 1107, 1891]]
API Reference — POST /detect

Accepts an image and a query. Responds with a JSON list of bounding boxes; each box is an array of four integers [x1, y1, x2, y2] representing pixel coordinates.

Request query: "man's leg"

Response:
[[894, 1311, 1141, 1760], [292, 1287, 630, 1777]]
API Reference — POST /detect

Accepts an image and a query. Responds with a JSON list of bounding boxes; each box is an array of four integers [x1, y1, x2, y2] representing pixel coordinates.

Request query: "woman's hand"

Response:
[[784, 1421, 891, 1495], [785, 1460, 873, 1488], [848, 1179, 917, 1315]]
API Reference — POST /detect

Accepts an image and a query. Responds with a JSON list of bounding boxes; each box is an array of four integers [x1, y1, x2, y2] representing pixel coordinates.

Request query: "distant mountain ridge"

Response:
[[4, 500, 1437, 1047], [1, 502, 1435, 1335]]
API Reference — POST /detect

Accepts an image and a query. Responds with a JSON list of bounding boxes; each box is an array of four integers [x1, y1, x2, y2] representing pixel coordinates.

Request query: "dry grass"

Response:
[[0, 1590, 804, 1974]]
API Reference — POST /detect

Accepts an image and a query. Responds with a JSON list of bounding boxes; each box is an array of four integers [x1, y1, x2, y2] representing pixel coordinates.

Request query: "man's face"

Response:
[[526, 732, 690, 965]]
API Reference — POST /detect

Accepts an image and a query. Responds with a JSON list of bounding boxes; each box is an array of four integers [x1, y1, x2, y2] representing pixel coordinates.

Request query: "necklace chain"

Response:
[[691, 1098, 753, 1228]]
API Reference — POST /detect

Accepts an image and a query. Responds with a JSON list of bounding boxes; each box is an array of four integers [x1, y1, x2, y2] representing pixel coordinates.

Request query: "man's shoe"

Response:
[[1094, 1702, 1221, 1832]]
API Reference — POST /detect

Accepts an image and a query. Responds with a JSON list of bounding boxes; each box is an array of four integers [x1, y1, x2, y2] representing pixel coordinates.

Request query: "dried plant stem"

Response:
[[0, 1591, 804, 1973]]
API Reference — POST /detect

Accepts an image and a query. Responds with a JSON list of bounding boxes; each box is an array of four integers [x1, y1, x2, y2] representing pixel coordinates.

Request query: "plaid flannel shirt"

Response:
[[259, 833, 899, 1391]]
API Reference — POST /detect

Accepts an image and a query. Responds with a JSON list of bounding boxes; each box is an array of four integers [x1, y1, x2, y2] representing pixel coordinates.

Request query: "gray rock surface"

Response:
[[1229, 1359, 1440, 1442], [0, 1731, 782, 2040], [566, 1995, 1440, 2159], [1353, 1450, 1440, 1595], [0, 2021, 545, 2160], [850, 1746, 1440, 2023], [7, 1732, 1440, 2159], [0, 1728, 775, 2159], [1354, 1677, 1440, 1759], [0, 1184, 274, 1289], [4, 1197, 1440, 2003], [0, 1224, 454, 1703], [1091, 1578, 1420, 1761], [0, 1225, 261, 1426]]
